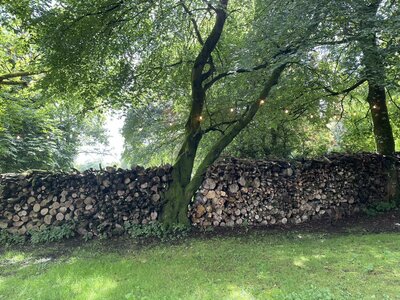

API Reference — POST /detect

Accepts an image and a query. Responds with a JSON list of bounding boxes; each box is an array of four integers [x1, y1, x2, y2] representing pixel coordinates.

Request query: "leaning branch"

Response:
[[180, 1, 205, 45], [185, 63, 287, 197], [323, 78, 367, 96], [204, 46, 297, 90]]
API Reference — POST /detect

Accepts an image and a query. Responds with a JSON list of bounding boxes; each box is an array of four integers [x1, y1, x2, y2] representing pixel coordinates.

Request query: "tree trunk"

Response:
[[161, 130, 202, 227], [358, 1, 399, 204], [367, 83, 395, 155], [161, 0, 229, 228], [360, 1, 395, 156], [161, 64, 287, 227]]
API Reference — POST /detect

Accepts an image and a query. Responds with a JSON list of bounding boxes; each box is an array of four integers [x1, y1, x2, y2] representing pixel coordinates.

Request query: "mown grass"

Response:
[[0, 232, 399, 299]]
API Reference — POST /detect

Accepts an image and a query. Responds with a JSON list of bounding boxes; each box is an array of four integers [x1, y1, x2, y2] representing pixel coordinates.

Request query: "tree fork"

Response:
[[161, 64, 287, 227], [160, 0, 229, 228]]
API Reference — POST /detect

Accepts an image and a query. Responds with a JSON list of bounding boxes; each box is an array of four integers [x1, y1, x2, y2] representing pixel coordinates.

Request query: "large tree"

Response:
[[26, 0, 328, 226]]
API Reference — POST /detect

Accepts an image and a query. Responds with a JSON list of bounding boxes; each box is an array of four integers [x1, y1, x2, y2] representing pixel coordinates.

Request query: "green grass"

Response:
[[0, 232, 400, 299]]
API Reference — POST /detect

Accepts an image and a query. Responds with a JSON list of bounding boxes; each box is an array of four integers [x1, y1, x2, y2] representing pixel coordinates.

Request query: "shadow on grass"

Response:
[[0, 233, 399, 300]]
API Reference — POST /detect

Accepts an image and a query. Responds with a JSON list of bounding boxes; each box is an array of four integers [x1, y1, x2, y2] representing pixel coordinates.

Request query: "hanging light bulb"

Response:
[[259, 99, 265, 105], [199, 116, 203, 121]]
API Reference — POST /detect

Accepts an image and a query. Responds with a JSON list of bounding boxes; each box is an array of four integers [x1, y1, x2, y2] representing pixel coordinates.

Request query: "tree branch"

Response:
[[202, 119, 239, 134], [0, 71, 42, 81], [180, 1, 204, 45], [0, 71, 44, 86], [186, 0, 228, 130], [204, 46, 297, 90], [323, 78, 367, 96]]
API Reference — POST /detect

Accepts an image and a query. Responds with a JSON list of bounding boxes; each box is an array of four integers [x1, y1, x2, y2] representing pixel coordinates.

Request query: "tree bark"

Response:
[[362, 34, 395, 155], [161, 0, 291, 227], [367, 82, 395, 155], [161, 0, 228, 227], [359, 1, 399, 203], [360, 0, 395, 155]]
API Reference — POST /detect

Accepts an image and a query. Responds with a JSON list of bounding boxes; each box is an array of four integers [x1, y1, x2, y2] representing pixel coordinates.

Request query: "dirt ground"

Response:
[[2, 209, 399, 256]]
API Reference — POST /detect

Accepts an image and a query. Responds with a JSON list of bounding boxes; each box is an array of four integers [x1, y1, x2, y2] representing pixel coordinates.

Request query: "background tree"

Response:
[[0, 4, 108, 172], [298, 0, 400, 155]]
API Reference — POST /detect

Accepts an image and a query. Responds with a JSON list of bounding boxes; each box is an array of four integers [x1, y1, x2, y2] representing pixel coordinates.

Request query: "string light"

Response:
[[284, 109, 289, 114], [138, 128, 143, 132], [259, 99, 265, 105], [16, 135, 21, 140], [199, 116, 203, 121], [230, 108, 235, 112], [169, 122, 173, 126], [47, 136, 50, 139], [373, 105, 378, 109], [310, 114, 314, 118], [353, 113, 357, 116]]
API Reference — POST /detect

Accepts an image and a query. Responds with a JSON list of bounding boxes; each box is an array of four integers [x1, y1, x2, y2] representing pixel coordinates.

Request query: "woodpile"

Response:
[[0, 165, 172, 236], [190, 153, 399, 227], [1, 153, 399, 237]]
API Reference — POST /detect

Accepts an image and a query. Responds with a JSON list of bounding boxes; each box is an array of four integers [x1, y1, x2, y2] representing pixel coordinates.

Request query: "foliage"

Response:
[[0, 229, 26, 246], [2, 0, 400, 224], [0, 5, 109, 173], [363, 201, 398, 217], [0, 91, 107, 172], [121, 106, 182, 167], [29, 223, 76, 244]]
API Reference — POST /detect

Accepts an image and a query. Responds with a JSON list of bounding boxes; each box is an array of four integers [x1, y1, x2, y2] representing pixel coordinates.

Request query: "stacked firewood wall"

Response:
[[0, 153, 399, 236], [190, 154, 399, 226], [0, 165, 172, 236]]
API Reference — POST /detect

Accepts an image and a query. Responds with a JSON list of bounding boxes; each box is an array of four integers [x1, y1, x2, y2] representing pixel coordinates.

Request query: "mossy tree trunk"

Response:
[[161, 0, 291, 227], [161, 0, 229, 227]]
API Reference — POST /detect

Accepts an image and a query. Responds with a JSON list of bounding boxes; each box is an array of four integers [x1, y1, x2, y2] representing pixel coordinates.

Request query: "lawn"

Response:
[[0, 231, 399, 300]]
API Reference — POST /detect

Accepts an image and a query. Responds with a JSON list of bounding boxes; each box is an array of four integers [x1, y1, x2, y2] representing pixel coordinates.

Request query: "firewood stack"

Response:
[[190, 153, 399, 227], [0, 165, 172, 236], [1, 153, 399, 236]]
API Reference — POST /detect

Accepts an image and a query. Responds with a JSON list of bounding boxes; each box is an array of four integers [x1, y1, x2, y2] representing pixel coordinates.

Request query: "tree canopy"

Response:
[[0, 0, 399, 225]]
